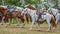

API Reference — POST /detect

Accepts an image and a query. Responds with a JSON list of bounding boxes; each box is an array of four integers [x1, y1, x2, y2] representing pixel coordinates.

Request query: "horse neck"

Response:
[[1, 9, 8, 15], [27, 5, 36, 10], [52, 9, 58, 16], [0, 9, 4, 14]]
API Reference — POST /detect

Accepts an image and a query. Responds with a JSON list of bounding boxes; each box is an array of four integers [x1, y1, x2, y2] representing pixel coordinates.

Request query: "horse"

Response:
[[42, 12, 57, 31], [0, 5, 25, 28], [24, 4, 57, 31], [5, 5, 25, 27], [22, 8, 32, 23], [48, 8, 60, 25], [15, 9, 25, 27], [0, 6, 9, 25]]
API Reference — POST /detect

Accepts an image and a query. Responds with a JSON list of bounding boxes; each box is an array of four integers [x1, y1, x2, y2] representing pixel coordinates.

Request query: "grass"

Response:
[[0, 19, 60, 34], [0, 24, 60, 34], [8, 18, 47, 25], [8, 18, 28, 24]]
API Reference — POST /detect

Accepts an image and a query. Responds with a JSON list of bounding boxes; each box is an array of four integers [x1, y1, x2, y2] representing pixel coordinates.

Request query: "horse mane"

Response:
[[26, 4, 37, 10]]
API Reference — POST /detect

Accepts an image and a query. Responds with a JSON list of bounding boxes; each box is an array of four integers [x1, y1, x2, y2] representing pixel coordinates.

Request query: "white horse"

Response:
[[22, 8, 40, 30], [48, 8, 60, 25], [42, 12, 56, 31], [22, 8, 56, 31]]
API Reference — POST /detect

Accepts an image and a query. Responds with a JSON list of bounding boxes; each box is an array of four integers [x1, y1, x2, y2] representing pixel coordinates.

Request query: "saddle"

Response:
[[7, 6, 16, 14], [36, 9, 42, 19], [7, 5, 16, 16]]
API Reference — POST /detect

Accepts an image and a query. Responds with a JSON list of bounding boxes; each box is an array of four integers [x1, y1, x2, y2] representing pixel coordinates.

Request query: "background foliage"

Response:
[[0, 0, 60, 9], [0, 0, 59, 24]]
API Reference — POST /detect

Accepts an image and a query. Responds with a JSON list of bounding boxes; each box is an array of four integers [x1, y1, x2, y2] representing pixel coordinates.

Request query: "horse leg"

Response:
[[27, 14, 31, 23], [6, 18, 14, 26], [28, 16, 31, 23], [46, 16, 51, 31], [16, 18, 20, 26], [0, 16, 2, 22], [50, 17, 57, 30], [46, 20, 51, 31], [35, 15, 40, 30], [29, 20, 35, 30], [56, 18, 59, 24], [5, 18, 11, 27], [12, 18, 14, 24], [19, 16, 25, 28], [35, 22, 40, 30], [55, 14, 59, 24], [29, 16, 35, 30], [1, 17, 5, 25], [8, 18, 11, 25], [21, 21, 25, 28]]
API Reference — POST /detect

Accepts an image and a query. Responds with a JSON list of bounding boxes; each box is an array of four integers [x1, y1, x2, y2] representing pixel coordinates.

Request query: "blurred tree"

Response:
[[2, 0, 4, 5], [0, 0, 59, 8]]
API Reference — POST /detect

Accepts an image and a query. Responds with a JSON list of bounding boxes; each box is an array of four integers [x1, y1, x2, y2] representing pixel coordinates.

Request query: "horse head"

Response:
[[0, 6, 8, 16], [48, 8, 58, 16]]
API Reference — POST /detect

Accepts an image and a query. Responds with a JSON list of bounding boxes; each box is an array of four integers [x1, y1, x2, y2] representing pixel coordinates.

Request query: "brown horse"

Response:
[[0, 6, 9, 24], [11, 9, 31, 27], [12, 10, 25, 27], [0, 6, 25, 28]]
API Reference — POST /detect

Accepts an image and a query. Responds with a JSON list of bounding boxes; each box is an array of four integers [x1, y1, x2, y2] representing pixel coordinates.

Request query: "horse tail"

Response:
[[50, 16, 57, 27]]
